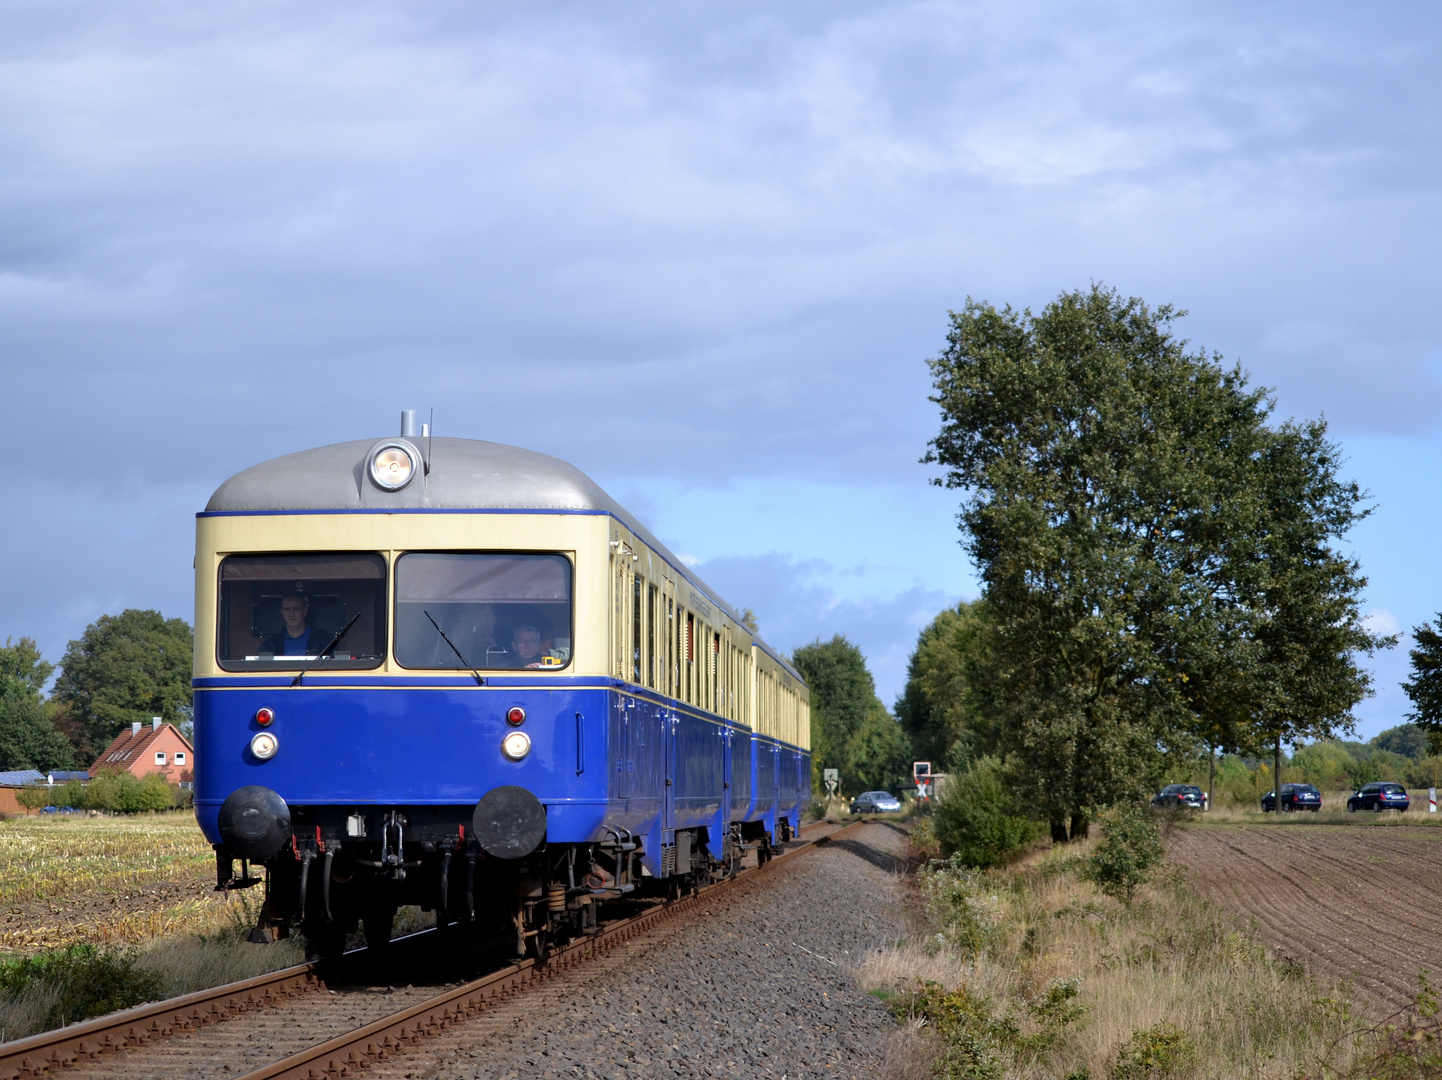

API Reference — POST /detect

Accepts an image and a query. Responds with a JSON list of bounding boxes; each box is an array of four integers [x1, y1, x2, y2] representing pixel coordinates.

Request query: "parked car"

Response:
[[1261, 783, 1323, 812], [1347, 783, 1410, 813], [1152, 784, 1206, 810], [849, 791, 902, 814]]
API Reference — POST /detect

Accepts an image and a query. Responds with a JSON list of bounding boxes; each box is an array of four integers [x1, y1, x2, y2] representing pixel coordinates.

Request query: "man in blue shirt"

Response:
[[261, 594, 334, 657]]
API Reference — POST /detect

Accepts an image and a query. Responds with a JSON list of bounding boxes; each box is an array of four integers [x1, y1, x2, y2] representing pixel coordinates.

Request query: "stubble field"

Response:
[[1168, 821, 1442, 1019], [0, 812, 232, 954]]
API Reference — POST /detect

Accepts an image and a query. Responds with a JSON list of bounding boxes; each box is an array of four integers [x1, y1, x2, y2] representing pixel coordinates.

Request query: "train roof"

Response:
[[205, 437, 803, 681]]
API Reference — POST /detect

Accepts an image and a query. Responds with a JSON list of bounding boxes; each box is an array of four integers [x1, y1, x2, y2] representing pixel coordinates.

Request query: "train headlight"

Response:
[[501, 730, 531, 761], [250, 732, 279, 761], [506, 706, 526, 726], [369, 444, 416, 491]]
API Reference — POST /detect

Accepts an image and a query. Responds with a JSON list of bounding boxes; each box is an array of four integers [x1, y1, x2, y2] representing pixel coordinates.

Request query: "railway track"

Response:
[[0, 819, 866, 1080]]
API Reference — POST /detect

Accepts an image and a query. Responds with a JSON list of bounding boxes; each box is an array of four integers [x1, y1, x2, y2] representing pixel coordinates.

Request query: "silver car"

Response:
[[849, 790, 902, 814]]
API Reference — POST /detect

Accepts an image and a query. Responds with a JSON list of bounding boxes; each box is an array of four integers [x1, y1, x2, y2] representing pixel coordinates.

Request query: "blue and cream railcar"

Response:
[[193, 424, 810, 954]]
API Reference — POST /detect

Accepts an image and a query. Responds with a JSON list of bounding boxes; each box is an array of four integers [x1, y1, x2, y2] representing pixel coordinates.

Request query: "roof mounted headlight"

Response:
[[369, 442, 417, 491]]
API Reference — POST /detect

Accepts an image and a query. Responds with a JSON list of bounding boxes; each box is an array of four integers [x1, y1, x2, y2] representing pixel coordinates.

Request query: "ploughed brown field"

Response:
[[1168, 824, 1442, 1019]]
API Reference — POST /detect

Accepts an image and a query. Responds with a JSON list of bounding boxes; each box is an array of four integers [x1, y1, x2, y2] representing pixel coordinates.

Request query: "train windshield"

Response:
[[394, 553, 573, 671], [216, 553, 388, 670]]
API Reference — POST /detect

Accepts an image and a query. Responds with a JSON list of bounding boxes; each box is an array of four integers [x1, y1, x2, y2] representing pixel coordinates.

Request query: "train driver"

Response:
[[509, 624, 546, 668], [261, 594, 334, 657]]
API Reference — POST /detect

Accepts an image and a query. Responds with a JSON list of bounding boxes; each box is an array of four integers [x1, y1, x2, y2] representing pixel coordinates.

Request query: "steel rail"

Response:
[[0, 957, 324, 1080], [236, 819, 867, 1080], [0, 923, 453, 1080]]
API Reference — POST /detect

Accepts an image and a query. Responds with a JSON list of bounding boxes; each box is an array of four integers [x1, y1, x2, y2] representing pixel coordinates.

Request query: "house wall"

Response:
[[127, 728, 194, 781]]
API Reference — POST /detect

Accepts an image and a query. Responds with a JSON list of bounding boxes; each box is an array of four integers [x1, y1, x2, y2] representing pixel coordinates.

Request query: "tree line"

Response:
[[0, 610, 194, 773]]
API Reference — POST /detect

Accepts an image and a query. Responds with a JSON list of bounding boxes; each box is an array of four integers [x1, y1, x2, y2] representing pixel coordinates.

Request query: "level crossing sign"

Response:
[[913, 761, 933, 801], [823, 769, 839, 797]]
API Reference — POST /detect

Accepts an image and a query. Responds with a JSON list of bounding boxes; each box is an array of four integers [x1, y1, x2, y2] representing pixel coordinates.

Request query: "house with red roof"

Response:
[[91, 718, 195, 784]]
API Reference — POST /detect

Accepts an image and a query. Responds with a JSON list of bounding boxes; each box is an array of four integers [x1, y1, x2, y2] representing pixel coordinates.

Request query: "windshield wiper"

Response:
[[424, 610, 485, 685], [291, 612, 362, 687]]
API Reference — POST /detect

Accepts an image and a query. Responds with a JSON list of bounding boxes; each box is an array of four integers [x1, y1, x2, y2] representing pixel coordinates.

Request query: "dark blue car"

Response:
[[1261, 783, 1322, 813], [1347, 783, 1409, 813]]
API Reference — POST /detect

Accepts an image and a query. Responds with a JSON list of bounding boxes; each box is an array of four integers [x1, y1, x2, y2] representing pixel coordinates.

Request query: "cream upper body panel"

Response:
[[194, 436, 807, 728]]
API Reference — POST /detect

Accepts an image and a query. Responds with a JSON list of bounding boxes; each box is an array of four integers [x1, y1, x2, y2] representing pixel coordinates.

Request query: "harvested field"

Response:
[[1168, 823, 1442, 1019], [0, 812, 232, 953]]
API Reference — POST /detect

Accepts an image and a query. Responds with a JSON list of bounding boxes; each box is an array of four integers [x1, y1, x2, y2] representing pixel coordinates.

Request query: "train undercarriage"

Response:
[[218, 802, 791, 961]]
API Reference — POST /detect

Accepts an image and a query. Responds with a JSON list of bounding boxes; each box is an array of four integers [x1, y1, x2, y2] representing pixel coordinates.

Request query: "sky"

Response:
[[2, 1, 1440, 738]]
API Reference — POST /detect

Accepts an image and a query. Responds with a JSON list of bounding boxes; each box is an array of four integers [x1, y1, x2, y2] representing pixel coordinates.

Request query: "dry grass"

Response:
[[857, 836, 1366, 1079]]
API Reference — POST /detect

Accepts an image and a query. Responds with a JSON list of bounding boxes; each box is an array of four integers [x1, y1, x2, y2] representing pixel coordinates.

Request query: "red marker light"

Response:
[[256, 708, 274, 727], [506, 706, 526, 726]]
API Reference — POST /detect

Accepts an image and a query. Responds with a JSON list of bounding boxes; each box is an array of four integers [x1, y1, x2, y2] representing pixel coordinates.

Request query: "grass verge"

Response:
[[0, 891, 305, 1043], [859, 834, 1384, 1079]]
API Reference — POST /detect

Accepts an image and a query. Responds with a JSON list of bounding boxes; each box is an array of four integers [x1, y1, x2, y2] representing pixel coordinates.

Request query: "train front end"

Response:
[[194, 435, 626, 956]]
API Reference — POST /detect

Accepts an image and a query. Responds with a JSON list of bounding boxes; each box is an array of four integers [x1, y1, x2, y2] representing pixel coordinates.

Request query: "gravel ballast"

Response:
[[371, 820, 912, 1080]]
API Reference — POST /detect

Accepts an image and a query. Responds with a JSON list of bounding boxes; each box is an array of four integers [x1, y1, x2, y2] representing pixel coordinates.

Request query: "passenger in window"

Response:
[[261, 594, 334, 657], [509, 624, 545, 669]]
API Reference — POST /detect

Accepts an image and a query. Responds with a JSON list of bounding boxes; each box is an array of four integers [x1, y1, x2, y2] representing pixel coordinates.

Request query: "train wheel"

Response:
[[362, 903, 396, 956], [305, 920, 348, 963]]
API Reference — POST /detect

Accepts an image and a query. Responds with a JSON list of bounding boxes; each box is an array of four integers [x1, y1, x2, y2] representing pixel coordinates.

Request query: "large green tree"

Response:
[[1402, 619, 1442, 754], [0, 638, 74, 772], [924, 285, 1387, 840], [52, 610, 193, 759], [894, 599, 1001, 772], [791, 635, 911, 796]]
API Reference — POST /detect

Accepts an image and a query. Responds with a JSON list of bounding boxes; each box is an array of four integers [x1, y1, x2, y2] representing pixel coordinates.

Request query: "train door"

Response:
[[618, 699, 632, 801], [771, 742, 782, 810], [663, 710, 676, 831], [723, 726, 733, 810]]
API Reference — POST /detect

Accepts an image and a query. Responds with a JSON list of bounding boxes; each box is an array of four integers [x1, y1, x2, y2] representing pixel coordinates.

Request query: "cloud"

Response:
[[1363, 608, 1403, 638]]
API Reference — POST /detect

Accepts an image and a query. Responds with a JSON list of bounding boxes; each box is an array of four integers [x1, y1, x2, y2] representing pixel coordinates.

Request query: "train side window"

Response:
[[394, 553, 572, 671], [685, 613, 694, 703], [648, 584, 659, 689], [632, 575, 644, 685], [217, 553, 388, 671], [667, 595, 676, 697]]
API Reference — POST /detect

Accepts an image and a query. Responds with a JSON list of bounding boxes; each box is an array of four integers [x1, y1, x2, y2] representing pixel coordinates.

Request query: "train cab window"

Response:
[[217, 553, 388, 670], [394, 553, 573, 671]]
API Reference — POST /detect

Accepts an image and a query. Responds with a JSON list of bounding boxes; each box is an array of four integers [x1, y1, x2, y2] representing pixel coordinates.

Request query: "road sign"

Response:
[[823, 768, 839, 797], [913, 761, 932, 780]]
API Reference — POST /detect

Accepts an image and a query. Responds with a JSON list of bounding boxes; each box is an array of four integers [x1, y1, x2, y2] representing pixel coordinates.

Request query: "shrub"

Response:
[[892, 980, 1014, 1080], [0, 944, 164, 1033], [1084, 804, 1162, 905], [13, 786, 49, 812], [921, 859, 998, 955], [81, 771, 180, 813], [1109, 1022, 1193, 1079], [934, 757, 1038, 867]]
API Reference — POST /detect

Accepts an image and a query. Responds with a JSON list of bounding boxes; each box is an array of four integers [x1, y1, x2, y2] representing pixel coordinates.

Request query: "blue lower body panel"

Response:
[[194, 679, 807, 874]]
